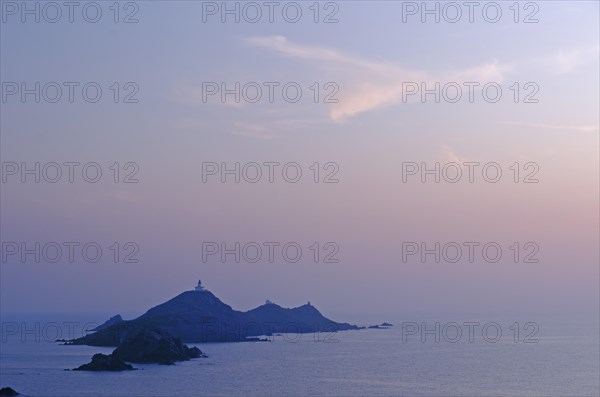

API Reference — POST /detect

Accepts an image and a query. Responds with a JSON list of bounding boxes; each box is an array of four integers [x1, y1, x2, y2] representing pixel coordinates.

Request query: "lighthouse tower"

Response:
[[194, 280, 205, 292]]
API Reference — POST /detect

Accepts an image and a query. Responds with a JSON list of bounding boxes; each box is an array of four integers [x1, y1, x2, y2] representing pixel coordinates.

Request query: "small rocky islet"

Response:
[[0, 387, 19, 397], [73, 328, 206, 371], [367, 322, 394, 329], [73, 353, 136, 371]]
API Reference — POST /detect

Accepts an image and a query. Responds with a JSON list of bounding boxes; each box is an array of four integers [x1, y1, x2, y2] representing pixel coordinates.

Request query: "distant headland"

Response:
[[69, 280, 360, 346]]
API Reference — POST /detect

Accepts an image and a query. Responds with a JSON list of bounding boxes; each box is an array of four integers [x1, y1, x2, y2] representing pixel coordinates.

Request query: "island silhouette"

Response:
[[69, 281, 359, 346]]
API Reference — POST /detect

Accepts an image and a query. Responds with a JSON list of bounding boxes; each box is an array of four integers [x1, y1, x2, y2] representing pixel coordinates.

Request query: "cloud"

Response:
[[499, 121, 599, 133], [230, 123, 275, 139], [174, 85, 246, 108], [553, 46, 599, 75], [245, 35, 410, 76], [229, 117, 330, 139], [246, 36, 509, 122], [178, 36, 597, 130], [508, 44, 600, 75], [442, 145, 470, 164], [174, 36, 597, 128], [451, 60, 509, 82], [172, 111, 327, 140]]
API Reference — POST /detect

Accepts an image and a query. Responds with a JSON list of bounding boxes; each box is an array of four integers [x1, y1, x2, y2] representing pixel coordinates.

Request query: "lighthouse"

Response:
[[194, 280, 205, 292]]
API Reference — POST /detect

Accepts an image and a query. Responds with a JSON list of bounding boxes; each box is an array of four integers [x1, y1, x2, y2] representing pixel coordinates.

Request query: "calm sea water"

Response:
[[1, 315, 598, 397]]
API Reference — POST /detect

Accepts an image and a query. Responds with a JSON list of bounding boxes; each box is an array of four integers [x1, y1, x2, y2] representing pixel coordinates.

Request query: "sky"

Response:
[[0, 1, 598, 324]]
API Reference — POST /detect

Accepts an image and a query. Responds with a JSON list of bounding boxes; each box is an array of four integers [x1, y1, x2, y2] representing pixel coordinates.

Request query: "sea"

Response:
[[1, 314, 598, 397]]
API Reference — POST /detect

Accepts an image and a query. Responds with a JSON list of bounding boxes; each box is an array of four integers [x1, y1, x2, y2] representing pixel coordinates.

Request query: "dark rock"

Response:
[[92, 315, 124, 332], [73, 353, 135, 371], [368, 322, 394, 329], [244, 337, 270, 342], [112, 329, 205, 364], [244, 302, 359, 336], [0, 387, 19, 397], [70, 291, 359, 345]]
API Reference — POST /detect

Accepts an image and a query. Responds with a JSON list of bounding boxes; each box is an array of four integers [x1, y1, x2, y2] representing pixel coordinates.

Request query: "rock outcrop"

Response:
[[73, 329, 205, 370], [112, 329, 205, 365], [0, 387, 19, 397], [92, 315, 124, 332], [73, 353, 135, 371], [368, 322, 394, 329]]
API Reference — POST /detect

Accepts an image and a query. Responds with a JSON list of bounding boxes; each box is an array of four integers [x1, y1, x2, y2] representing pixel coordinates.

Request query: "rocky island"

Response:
[[69, 280, 359, 346], [69, 281, 359, 371], [0, 387, 19, 397], [73, 328, 207, 371], [367, 322, 394, 329], [112, 328, 206, 365], [73, 353, 136, 371]]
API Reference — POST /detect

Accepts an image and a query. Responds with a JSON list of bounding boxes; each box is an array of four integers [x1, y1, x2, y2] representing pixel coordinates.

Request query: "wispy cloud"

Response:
[[174, 85, 246, 108], [228, 122, 278, 140], [245, 35, 401, 74], [442, 145, 470, 164], [177, 36, 597, 129], [246, 35, 509, 122], [174, 111, 329, 140], [553, 46, 599, 75], [229, 119, 313, 140], [500, 121, 599, 133], [507, 44, 600, 75]]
